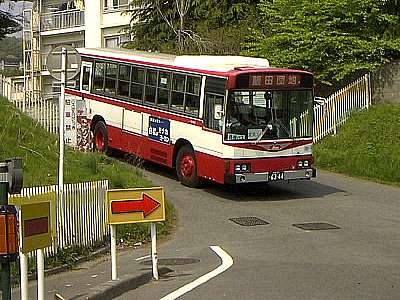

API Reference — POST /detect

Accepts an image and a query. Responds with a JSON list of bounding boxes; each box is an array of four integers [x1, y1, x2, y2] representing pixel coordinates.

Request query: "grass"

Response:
[[0, 97, 149, 188], [0, 97, 176, 276], [313, 104, 400, 186]]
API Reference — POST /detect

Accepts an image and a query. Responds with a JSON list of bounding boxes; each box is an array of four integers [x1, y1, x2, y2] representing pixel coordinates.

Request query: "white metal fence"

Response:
[[0, 75, 59, 134], [15, 180, 109, 257], [313, 74, 371, 142]]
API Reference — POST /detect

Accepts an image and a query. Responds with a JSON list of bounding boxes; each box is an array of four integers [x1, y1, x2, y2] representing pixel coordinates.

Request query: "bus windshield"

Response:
[[225, 90, 313, 141]]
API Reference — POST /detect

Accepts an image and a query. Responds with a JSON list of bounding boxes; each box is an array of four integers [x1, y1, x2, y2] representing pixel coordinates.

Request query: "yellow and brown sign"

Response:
[[10, 192, 55, 253], [108, 187, 165, 225], [21, 202, 51, 253]]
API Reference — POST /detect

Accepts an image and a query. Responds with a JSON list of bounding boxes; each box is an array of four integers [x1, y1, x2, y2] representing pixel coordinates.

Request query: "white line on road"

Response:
[[135, 255, 151, 261], [160, 246, 234, 300]]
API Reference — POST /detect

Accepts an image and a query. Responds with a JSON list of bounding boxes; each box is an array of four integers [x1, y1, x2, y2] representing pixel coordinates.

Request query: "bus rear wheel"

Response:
[[176, 145, 201, 188], [93, 121, 109, 153]]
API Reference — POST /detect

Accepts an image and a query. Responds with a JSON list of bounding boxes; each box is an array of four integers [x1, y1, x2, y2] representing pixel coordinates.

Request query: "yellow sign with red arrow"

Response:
[[107, 187, 165, 225]]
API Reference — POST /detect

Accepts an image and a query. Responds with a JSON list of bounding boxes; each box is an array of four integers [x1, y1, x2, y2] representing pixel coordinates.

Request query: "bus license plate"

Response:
[[268, 172, 285, 181]]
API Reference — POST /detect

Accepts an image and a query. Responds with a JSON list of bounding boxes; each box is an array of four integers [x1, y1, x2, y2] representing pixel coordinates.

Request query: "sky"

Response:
[[0, 1, 33, 37]]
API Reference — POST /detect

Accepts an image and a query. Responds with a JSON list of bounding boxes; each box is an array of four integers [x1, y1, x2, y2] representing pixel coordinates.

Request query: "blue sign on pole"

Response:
[[148, 116, 171, 144]]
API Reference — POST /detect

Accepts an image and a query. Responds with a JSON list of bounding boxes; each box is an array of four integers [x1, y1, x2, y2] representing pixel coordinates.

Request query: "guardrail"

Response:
[[0, 75, 59, 134], [313, 74, 371, 142]]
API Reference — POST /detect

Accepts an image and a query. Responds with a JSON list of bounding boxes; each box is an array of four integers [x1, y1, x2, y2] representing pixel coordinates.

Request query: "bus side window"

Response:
[[117, 64, 131, 98], [93, 61, 105, 93], [204, 93, 223, 132], [130, 66, 145, 102], [81, 66, 90, 91], [145, 69, 157, 104], [105, 62, 117, 95], [157, 71, 171, 108], [185, 75, 200, 115], [171, 73, 185, 111]]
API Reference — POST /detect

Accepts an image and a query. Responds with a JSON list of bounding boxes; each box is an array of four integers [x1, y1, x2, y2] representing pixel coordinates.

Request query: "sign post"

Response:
[[150, 223, 158, 280], [10, 193, 55, 300], [107, 187, 166, 280]]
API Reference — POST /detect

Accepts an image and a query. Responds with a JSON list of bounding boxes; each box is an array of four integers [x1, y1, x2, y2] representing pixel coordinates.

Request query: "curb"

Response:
[[75, 267, 174, 300], [11, 245, 110, 286]]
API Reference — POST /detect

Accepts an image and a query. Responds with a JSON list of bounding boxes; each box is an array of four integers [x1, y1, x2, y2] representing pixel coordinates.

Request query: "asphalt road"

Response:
[[10, 166, 400, 300], [116, 166, 400, 300]]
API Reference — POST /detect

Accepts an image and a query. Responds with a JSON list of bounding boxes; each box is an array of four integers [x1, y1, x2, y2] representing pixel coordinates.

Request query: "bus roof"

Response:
[[77, 47, 270, 72]]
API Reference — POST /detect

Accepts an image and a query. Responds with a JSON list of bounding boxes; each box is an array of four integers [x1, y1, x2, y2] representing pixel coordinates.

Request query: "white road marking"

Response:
[[135, 255, 151, 261], [160, 246, 234, 300]]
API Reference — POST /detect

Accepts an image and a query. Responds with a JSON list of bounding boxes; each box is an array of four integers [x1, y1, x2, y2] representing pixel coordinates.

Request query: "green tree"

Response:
[[0, 1, 22, 39], [245, 0, 400, 87], [127, 0, 259, 54]]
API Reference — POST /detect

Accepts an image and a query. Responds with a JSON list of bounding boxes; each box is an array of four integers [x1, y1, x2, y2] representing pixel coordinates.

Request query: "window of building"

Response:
[[104, 0, 129, 11]]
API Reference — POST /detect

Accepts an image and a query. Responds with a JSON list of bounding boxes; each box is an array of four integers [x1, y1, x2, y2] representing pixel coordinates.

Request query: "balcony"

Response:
[[41, 9, 85, 32]]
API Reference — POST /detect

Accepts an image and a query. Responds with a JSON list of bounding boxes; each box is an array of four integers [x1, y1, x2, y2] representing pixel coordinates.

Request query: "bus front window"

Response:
[[225, 90, 313, 141]]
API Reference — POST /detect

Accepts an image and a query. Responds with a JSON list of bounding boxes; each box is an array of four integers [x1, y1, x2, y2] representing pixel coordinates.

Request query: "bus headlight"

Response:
[[297, 160, 310, 168], [235, 164, 251, 173]]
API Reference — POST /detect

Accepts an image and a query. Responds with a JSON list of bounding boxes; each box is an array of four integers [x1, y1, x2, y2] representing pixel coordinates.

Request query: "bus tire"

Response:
[[93, 121, 109, 153], [176, 145, 201, 188]]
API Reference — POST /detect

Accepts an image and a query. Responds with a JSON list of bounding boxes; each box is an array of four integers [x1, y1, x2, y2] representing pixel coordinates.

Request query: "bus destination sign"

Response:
[[236, 73, 313, 89], [249, 74, 300, 88], [148, 116, 171, 144]]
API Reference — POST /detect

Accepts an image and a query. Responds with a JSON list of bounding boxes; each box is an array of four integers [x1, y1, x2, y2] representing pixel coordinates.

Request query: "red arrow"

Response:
[[111, 193, 161, 217]]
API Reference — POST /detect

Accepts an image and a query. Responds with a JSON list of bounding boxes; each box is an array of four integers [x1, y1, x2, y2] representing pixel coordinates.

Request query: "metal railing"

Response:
[[313, 74, 371, 142], [12, 180, 109, 257], [41, 9, 85, 31], [0, 75, 59, 134]]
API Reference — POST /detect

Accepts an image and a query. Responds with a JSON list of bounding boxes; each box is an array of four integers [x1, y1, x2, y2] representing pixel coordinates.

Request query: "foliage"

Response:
[[0, 1, 22, 39], [314, 104, 400, 186], [0, 36, 22, 61], [126, 0, 259, 54], [245, 0, 400, 87]]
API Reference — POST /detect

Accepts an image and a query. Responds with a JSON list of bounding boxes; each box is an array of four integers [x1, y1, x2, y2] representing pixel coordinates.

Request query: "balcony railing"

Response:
[[41, 9, 85, 31]]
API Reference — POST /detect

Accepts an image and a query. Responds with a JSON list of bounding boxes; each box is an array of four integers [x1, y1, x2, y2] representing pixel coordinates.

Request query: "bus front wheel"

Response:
[[176, 145, 201, 188], [93, 121, 109, 153]]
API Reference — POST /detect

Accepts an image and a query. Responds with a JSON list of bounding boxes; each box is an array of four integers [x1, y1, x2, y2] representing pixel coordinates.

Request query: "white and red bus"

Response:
[[66, 48, 316, 187]]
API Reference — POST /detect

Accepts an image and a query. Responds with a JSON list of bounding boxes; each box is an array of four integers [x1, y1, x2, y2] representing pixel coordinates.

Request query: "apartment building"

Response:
[[25, 0, 131, 101]]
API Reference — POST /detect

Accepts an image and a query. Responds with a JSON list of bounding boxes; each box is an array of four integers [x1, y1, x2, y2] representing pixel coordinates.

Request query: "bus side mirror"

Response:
[[214, 104, 223, 120], [314, 96, 326, 106]]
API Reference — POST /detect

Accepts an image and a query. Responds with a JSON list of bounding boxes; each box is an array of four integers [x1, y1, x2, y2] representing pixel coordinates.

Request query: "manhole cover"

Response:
[[293, 222, 340, 231], [140, 258, 200, 266], [229, 216, 269, 226]]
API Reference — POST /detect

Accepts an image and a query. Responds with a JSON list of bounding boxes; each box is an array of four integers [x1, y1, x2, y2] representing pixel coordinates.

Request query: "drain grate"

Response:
[[229, 216, 269, 226], [293, 222, 340, 231], [141, 258, 200, 266]]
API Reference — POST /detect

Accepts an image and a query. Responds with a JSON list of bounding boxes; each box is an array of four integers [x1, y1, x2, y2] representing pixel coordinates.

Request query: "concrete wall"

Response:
[[371, 61, 400, 104]]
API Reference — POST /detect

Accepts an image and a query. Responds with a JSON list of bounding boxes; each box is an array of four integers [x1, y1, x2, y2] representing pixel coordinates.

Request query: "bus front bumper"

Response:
[[228, 168, 316, 184]]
